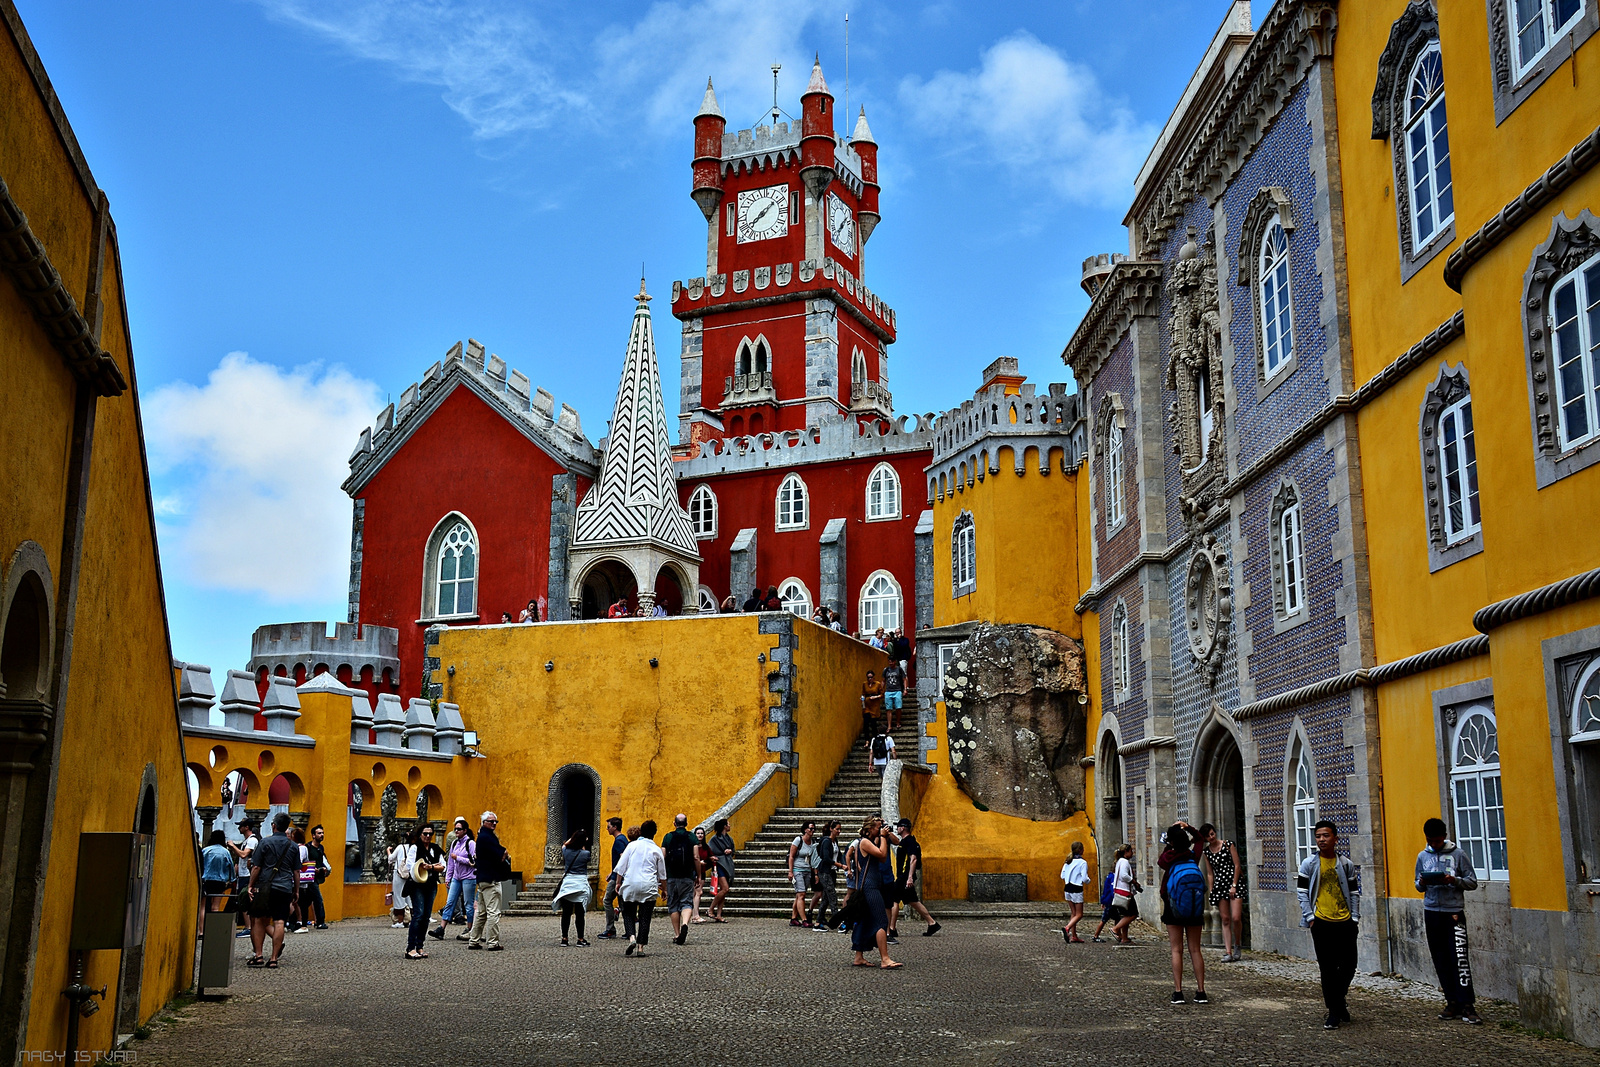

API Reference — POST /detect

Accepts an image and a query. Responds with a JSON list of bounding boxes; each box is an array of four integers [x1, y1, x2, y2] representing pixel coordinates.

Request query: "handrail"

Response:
[[695, 761, 781, 836]]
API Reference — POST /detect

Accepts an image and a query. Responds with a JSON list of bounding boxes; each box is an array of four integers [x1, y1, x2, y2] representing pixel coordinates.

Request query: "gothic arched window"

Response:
[[776, 474, 809, 531], [1449, 705, 1507, 880], [1111, 601, 1131, 701], [858, 571, 902, 634], [1259, 217, 1295, 379], [1405, 43, 1454, 250], [688, 484, 717, 539], [1291, 742, 1318, 866], [778, 578, 812, 617], [1269, 482, 1307, 621], [429, 517, 478, 618], [866, 463, 900, 521], [951, 511, 975, 598]]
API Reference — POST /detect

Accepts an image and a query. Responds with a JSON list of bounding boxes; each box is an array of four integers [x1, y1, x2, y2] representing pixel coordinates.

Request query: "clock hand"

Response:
[[753, 203, 774, 227]]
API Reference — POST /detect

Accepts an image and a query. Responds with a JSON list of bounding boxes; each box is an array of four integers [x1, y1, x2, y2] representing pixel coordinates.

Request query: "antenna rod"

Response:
[[771, 62, 781, 125], [845, 12, 849, 131]]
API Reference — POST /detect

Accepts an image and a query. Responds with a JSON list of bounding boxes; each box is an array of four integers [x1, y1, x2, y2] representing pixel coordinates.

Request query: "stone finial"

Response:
[[218, 669, 261, 732], [532, 387, 555, 420], [696, 77, 723, 118], [177, 663, 217, 728], [434, 702, 465, 755], [850, 107, 875, 145], [350, 689, 375, 746], [372, 693, 406, 748], [261, 676, 303, 737], [403, 698, 437, 753], [806, 55, 829, 94]]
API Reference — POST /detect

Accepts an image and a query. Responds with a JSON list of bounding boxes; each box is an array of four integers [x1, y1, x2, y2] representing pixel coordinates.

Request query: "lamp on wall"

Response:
[[463, 731, 480, 756]]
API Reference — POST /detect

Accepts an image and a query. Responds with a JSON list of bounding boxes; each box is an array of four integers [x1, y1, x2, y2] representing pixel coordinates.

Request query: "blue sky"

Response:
[[17, 0, 1258, 674]]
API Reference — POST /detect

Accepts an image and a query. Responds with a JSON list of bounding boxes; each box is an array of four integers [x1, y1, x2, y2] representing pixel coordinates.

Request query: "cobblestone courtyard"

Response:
[[130, 916, 1600, 1066]]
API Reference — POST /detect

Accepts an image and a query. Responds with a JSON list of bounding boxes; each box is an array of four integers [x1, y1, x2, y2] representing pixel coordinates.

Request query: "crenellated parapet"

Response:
[[342, 338, 599, 497], [247, 621, 401, 685], [926, 360, 1084, 504], [671, 256, 895, 343], [673, 409, 936, 478]]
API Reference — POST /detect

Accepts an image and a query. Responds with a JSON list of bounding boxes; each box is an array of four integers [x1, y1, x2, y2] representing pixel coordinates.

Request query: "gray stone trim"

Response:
[[1539, 622, 1600, 886], [758, 613, 798, 774], [421, 625, 443, 700], [819, 518, 847, 616], [547, 472, 576, 621], [1234, 633, 1490, 720], [346, 499, 364, 624], [0, 540, 55, 701], [1235, 186, 1296, 288], [1060, 261, 1163, 384], [1474, 565, 1600, 634], [1430, 676, 1497, 849], [542, 763, 602, 870], [1521, 210, 1600, 487], [695, 761, 782, 836], [729, 528, 757, 603], [1445, 125, 1600, 291], [950, 511, 975, 600], [180, 723, 318, 750], [913, 510, 934, 631], [1266, 478, 1311, 630], [676, 412, 934, 479], [1418, 362, 1484, 572], [1485, 0, 1599, 126], [348, 741, 453, 763], [247, 621, 400, 681]]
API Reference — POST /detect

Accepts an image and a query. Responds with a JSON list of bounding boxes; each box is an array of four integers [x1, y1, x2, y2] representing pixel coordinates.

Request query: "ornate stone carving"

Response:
[[1420, 364, 1471, 547], [1371, 2, 1438, 139], [1523, 212, 1600, 457], [1165, 228, 1225, 528], [1184, 534, 1232, 687]]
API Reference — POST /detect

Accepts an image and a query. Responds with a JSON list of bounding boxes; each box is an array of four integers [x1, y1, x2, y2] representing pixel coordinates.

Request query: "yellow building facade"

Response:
[[1332, 0, 1600, 1039], [1, 3, 199, 1058]]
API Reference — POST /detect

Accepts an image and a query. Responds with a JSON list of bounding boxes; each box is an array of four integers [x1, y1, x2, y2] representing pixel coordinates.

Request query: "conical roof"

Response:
[[572, 280, 697, 555], [850, 107, 875, 145], [696, 77, 723, 119], [806, 55, 830, 94]]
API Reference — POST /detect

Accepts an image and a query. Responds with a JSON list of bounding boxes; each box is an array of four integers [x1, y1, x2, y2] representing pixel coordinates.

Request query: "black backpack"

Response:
[[664, 832, 695, 876], [871, 734, 889, 759]]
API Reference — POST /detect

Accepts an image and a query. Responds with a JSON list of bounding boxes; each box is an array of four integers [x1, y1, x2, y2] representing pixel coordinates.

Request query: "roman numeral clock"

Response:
[[736, 184, 789, 243]]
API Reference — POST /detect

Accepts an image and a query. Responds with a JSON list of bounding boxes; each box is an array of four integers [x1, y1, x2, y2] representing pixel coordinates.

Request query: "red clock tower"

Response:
[[671, 59, 894, 444]]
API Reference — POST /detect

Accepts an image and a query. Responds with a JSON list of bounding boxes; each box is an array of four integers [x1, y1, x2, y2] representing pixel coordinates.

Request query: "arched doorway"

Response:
[[654, 564, 687, 616], [1095, 729, 1124, 877], [544, 764, 601, 869], [1191, 715, 1248, 949], [579, 560, 637, 620]]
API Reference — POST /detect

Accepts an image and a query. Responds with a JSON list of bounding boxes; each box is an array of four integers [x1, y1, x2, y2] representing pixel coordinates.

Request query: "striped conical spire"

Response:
[[572, 279, 696, 554]]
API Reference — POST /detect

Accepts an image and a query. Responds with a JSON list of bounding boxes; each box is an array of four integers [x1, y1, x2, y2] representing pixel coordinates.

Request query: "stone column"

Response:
[[819, 518, 847, 617], [403, 699, 436, 753], [434, 703, 465, 755], [261, 676, 302, 737], [218, 669, 260, 732], [350, 691, 374, 746], [729, 528, 758, 605], [914, 509, 935, 630], [177, 663, 216, 727], [372, 693, 405, 748], [546, 472, 576, 621]]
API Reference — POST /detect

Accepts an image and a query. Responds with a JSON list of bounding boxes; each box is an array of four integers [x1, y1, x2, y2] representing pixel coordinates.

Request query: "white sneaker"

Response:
[[391, 922, 406, 928], [294, 926, 311, 933]]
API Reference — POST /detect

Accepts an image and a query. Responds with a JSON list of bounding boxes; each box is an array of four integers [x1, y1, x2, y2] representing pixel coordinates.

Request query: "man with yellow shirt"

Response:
[[1295, 819, 1361, 1031]]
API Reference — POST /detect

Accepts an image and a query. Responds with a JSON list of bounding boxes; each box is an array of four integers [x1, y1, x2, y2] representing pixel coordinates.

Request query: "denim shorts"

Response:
[[884, 691, 903, 710]]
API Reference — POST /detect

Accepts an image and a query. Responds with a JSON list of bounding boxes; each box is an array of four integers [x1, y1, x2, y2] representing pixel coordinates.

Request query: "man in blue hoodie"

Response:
[[1415, 817, 1480, 1024]]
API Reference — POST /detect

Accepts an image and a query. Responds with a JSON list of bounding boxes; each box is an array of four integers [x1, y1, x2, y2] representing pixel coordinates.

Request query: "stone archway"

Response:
[[654, 563, 689, 616], [577, 559, 637, 620], [1095, 725, 1125, 865], [1190, 710, 1248, 949], [543, 764, 601, 871]]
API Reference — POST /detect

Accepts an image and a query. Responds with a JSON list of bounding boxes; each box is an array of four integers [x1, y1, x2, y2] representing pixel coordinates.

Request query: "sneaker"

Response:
[[1193, 991, 1209, 1005], [294, 926, 311, 934], [1324, 1012, 1340, 1030], [1437, 1009, 1460, 1021], [790, 920, 802, 928], [1461, 1013, 1482, 1025], [597, 931, 615, 940], [467, 943, 482, 950], [1170, 991, 1187, 1005], [674, 927, 688, 946], [800, 921, 813, 929], [1339, 1008, 1352, 1023], [314, 924, 329, 930], [428, 925, 445, 940], [886, 936, 899, 945], [456, 934, 471, 942], [235, 930, 251, 938], [390, 922, 406, 929], [923, 923, 941, 936], [484, 944, 502, 951], [1091, 936, 1104, 943]]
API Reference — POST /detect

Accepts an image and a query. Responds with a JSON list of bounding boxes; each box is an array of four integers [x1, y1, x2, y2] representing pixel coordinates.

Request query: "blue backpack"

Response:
[[1165, 860, 1206, 923], [1099, 871, 1116, 909]]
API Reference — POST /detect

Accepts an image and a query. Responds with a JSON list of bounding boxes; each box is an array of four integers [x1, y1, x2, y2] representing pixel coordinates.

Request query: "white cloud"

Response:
[[145, 353, 382, 601], [251, 0, 588, 138], [897, 32, 1156, 206]]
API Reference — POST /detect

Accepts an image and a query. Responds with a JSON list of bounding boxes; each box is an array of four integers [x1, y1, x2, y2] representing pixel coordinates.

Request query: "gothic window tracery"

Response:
[[1521, 212, 1600, 488], [426, 517, 478, 619], [1268, 482, 1308, 622], [1372, 6, 1455, 279], [951, 511, 976, 598], [1095, 394, 1129, 533], [688, 484, 717, 539], [1420, 364, 1484, 570]]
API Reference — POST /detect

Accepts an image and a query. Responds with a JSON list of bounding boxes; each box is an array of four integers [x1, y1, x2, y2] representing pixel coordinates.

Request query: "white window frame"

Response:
[[1196, 365, 1214, 462], [1112, 603, 1131, 700], [1450, 706, 1509, 881], [776, 473, 809, 531], [1105, 422, 1125, 529], [1550, 250, 1600, 452], [858, 570, 903, 635], [866, 463, 900, 522], [422, 513, 480, 621], [778, 578, 812, 618], [951, 512, 976, 597], [1279, 499, 1307, 617], [1573, 657, 1600, 744], [688, 484, 718, 540], [1404, 43, 1454, 250], [697, 586, 719, 614], [1292, 746, 1317, 867], [1437, 397, 1481, 544], [937, 643, 958, 698], [1509, 0, 1586, 77], [1259, 216, 1295, 380]]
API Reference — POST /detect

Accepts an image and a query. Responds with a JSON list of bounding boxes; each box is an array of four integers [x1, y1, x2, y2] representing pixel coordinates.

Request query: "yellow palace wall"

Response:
[[1334, 0, 1600, 1041], [915, 446, 1095, 901]]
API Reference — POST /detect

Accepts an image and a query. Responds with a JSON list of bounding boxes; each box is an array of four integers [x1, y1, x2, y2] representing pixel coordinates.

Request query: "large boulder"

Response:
[[942, 624, 1088, 820]]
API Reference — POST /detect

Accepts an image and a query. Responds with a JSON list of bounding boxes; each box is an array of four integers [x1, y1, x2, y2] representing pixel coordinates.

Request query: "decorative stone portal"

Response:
[[544, 763, 602, 870], [1190, 710, 1249, 949], [577, 559, 638, 620], [941, 624, 1088, 820]]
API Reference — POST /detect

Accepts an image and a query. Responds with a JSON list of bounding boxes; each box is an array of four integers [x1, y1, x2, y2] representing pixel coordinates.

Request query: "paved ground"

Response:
[[131, 916, 1600, 1066]]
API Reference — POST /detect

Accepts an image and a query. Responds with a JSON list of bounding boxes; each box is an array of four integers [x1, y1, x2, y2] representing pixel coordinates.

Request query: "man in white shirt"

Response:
[[228, 819, 259, 935], [613, 819, 668, 956]]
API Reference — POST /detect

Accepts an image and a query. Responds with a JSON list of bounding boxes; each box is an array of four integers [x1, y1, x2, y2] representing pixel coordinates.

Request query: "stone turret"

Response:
[[176, 662, 216, 728], [350, 688, 375, 745], [372, 693, 406, 748], [434, 702, 465, 755], [261, 676, 302, 736]]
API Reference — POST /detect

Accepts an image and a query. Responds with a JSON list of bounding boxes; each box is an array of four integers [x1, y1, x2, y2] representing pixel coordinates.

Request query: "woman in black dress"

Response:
[[849, 816, 901, 969]]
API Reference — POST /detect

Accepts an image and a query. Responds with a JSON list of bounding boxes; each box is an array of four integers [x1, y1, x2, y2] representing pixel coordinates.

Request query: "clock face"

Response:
[[736, 184, 789, 244], [827, 193, 856, 254]]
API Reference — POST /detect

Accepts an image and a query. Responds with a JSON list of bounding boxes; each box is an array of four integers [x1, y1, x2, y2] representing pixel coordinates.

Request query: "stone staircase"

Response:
[[713, 721, 922, 920], [503, 721, 921, 919]]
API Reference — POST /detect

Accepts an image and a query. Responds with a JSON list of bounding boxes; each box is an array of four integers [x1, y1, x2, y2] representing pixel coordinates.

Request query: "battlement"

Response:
[[247, 621, 401, 679], [1081, 252, 1127, 297], [720, 122, 864, 193], [671, 256, 895, 339], [931, 379, 1081, 464], [673, 411, 935, 478], [344, 338, 598, 493]]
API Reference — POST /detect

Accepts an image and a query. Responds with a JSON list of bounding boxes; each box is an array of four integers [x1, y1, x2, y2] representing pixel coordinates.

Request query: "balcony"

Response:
[[722, 371, 776, 407], [850, 379, 892, 415]]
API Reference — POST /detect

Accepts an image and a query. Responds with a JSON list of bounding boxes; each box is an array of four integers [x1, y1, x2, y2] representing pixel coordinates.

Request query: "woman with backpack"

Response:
[[1158, 824, 1208, 1004], [1197, 822, 1247, 962], [787, 820, 819, 927], [1060, 840, 1090, 943]]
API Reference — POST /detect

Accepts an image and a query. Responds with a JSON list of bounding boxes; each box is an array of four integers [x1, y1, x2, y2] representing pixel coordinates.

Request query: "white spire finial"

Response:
[[696, 77, 722, 118]]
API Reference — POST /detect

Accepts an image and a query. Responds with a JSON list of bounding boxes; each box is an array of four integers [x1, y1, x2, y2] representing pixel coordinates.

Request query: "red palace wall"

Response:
[[355, 385, 589, 699], [681, 448, 928, 633]]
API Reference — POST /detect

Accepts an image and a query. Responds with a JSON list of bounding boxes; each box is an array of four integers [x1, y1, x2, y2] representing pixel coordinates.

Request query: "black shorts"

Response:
[[895, 883, 919, 905], [202, 880, 231, 901], [248, 888, 293, 922]]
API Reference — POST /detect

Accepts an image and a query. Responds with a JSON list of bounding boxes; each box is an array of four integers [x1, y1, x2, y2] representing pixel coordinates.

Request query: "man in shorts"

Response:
[[882, 661, 906, 731], [887, 818, 940, 939], [246, 813, 299, 967], [660, 814, 698, 946]]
